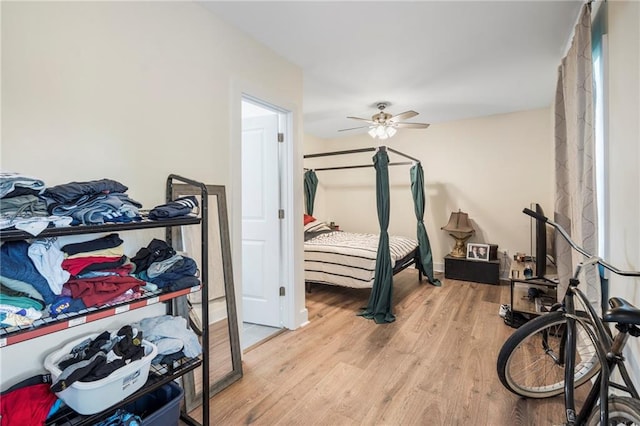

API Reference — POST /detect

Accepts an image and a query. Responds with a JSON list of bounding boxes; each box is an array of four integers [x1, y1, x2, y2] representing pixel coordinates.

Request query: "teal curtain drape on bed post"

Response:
[[303, 170, 318, 216], [358, 147, 395, 324], [410, 163, 441, 287]]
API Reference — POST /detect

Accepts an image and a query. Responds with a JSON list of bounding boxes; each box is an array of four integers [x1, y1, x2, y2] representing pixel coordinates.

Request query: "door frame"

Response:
[[240, 99, 282, 327], [230, 83, 308, 344]]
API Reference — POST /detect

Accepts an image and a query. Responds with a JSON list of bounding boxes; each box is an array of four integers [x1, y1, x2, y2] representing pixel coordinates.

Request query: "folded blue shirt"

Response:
[[0, 241, 55, 305]]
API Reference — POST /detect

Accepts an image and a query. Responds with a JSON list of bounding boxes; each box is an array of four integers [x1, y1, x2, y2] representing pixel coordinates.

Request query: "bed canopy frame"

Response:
[[303, 146, 440, 324]]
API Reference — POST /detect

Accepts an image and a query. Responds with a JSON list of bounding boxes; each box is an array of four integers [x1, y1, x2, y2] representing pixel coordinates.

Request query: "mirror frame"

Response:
[[168, 183, 242, 413]]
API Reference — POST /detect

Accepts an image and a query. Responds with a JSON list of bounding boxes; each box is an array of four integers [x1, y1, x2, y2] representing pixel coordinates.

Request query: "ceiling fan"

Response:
[[339, 102, 430, 139]]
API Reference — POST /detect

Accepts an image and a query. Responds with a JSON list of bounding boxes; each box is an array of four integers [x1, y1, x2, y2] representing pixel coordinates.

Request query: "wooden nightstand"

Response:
[[444, 255, 500, 285]]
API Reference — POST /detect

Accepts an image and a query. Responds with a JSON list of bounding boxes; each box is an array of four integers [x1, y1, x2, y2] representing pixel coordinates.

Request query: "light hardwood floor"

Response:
[[190, 269, 573, 425]]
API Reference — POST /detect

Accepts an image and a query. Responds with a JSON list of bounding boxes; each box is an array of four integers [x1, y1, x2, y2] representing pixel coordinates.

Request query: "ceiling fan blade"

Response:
[[393, 122, 430, 129], [389, 110, 418, 122], [347, 116, 375, 124], [338, 125, 370, 132]]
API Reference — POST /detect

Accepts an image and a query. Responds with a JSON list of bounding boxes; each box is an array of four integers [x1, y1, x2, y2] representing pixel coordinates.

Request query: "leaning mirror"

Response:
[[169, 183, 242, 415]]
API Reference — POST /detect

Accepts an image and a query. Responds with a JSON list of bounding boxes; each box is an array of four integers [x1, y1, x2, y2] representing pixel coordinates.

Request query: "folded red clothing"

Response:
[[61, 256, 125, 276], [0, 383, 57, 426], [65, 275, 144, 307]]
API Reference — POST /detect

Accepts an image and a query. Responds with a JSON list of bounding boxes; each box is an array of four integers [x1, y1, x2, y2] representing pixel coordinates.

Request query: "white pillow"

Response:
[[304, 220, 332, 233]]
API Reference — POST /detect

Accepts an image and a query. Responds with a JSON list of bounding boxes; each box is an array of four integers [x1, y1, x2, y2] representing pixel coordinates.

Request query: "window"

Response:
[[591, 3, 608, 310], [592, 4, 607, 260]]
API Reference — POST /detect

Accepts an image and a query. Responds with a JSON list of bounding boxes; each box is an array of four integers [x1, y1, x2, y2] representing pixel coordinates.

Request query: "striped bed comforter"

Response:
[[304, 231, 418, 289]]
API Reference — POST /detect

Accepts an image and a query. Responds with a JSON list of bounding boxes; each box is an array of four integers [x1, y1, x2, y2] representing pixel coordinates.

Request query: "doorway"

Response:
[[240, 97, 285, 350]]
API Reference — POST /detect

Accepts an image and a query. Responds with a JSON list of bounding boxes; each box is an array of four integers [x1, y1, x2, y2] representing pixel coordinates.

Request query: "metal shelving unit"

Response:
[[0, 175, 211, 426]]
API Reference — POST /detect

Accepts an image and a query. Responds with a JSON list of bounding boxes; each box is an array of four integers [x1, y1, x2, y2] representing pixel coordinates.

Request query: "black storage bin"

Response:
[[123, 381, 184, 426]]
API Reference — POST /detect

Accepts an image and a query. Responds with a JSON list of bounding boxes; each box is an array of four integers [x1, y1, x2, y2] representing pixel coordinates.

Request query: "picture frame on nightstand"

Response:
[[467, 243, 490, 261]]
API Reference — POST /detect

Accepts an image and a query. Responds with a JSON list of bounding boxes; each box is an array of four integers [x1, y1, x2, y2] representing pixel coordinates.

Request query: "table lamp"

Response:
[[441, 210, 475, 258]]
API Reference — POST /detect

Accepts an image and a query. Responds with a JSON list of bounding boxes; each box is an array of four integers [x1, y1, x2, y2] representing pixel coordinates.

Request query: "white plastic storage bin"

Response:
[[44, 332, 158, 415]]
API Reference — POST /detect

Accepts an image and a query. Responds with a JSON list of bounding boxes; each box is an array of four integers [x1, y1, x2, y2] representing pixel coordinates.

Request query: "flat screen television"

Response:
[[534, 203, 546, 278], [533, 203, 554, 280]]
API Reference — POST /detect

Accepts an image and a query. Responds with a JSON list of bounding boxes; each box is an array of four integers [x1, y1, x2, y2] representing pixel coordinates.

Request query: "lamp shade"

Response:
[[441, 210, 474, 234]]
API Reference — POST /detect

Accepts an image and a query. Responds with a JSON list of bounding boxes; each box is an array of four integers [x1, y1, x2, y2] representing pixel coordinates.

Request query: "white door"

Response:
[[241, 113, 281, 327]]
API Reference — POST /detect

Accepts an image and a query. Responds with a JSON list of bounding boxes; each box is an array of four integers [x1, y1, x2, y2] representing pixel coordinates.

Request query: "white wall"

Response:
[[1, 1, 304, 387], [605, 0, 640, 378], [304, 108, 554, 271]]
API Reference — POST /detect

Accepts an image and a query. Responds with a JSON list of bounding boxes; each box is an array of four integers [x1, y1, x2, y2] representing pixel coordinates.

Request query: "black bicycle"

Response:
[[497, 208, 640, 425]]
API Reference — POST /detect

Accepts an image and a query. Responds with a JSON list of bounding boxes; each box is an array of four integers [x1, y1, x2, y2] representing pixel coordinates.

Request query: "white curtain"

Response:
[[554, 3, 600, 309]]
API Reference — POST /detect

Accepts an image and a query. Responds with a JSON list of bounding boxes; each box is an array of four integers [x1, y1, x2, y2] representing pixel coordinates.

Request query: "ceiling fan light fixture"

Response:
[[368, 124, 396, 140], [341, 102, 429, 138], [386, 126, 397, 138]]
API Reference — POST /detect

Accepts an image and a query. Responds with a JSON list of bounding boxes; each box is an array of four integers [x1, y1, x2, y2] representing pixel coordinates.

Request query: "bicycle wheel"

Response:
[[497, 310, 600, 398], [586, 396, 640, 425]]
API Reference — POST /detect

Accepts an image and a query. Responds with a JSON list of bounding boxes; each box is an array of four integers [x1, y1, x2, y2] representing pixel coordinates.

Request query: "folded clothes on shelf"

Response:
[[133, 315, 202, 362], [0, 172, 46, 199], [148, 195, 198, 220], [0, 376, 58, 425], [131, 239, 176, 272], [0, 241, 56, 305]]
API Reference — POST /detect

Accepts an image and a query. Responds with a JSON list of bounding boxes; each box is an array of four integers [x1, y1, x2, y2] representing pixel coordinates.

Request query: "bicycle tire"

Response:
[[497, 310, 600, 398], [586, 396, 640, 425]]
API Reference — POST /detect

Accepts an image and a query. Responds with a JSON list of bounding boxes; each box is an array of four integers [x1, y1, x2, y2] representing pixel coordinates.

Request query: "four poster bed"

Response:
[[303, 146, 440, 324], [304, 224, 421, 289]]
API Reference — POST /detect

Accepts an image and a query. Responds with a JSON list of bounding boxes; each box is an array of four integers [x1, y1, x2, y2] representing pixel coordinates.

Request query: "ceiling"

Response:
[[201, 1, 583, 139]]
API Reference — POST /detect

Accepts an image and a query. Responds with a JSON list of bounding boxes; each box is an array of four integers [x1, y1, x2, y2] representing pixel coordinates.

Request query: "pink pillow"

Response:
[[304, 214, 316, 225]]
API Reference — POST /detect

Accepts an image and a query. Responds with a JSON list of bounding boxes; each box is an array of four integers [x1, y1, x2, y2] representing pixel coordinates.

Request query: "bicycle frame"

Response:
[[563, 281, 609, 424], [564, 280, 640, 425], [523, 208, 640, 425]]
